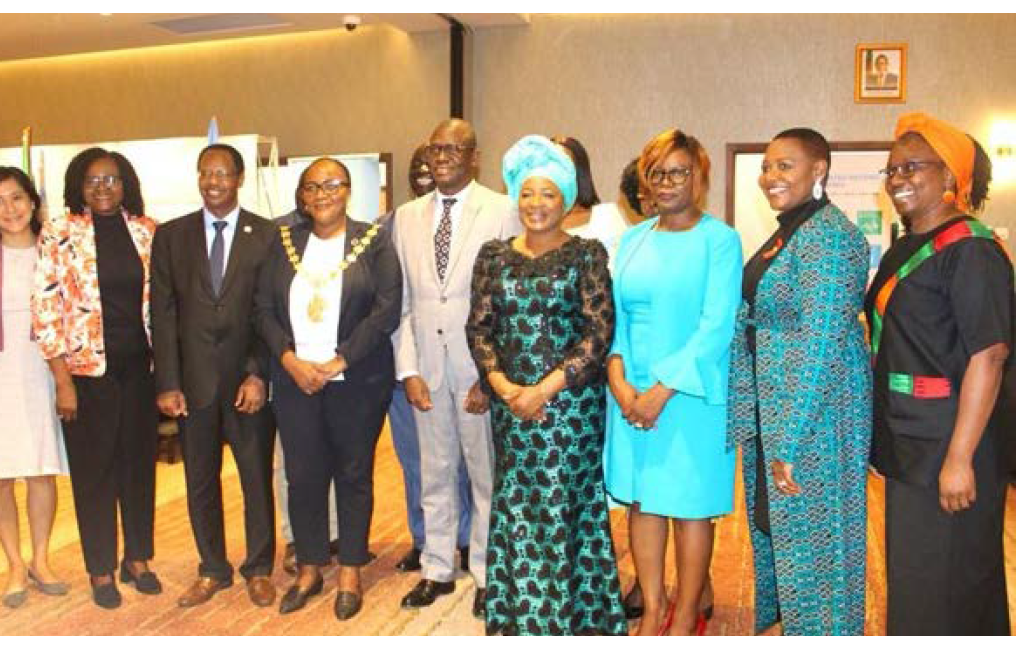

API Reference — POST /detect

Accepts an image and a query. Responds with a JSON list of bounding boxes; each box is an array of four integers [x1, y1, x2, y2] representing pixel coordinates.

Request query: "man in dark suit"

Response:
[[151, 144, 278, 608]]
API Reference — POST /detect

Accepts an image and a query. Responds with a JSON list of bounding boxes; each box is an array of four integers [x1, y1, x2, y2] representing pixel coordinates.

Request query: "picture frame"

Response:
[[855, 43, 907, 104]]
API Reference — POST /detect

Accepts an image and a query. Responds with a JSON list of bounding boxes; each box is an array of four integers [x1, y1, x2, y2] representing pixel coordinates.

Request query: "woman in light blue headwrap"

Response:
[[466, 135, 626, 635]]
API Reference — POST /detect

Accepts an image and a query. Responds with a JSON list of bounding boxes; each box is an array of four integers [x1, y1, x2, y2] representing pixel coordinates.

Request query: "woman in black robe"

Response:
[[867, 112, 1014, 635]]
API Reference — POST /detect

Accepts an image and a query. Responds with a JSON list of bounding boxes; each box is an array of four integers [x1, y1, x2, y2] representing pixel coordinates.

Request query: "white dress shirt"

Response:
[[432, 184, 472, 240], [203, 205, 241, 261]]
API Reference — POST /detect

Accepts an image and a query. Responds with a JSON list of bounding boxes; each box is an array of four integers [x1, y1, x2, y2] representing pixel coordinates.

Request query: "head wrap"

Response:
[[894, 112, 975, 212], [501, 135, 578, 215]]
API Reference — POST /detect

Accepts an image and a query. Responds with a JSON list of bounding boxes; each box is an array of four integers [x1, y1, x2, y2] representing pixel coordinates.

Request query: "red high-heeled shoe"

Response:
[[694, 612, 708, 636], [658, 602, 676, 636]]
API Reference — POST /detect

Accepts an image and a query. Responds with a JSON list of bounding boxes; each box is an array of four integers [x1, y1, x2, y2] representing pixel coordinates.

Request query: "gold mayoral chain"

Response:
[[280, 222, 381, 323]]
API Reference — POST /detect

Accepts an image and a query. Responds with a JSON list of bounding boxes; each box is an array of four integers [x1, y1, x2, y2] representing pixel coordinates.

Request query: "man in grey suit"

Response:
[[395, 119, 520, 618]]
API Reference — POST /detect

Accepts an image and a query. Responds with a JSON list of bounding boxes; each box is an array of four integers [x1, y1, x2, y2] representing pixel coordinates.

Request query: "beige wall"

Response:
[[0, 14, 1015, 242], [0, 25, 450, 209], [473, 14, 1016, 245]]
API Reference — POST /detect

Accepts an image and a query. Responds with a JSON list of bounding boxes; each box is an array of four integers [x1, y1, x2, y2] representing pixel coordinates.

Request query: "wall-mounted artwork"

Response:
[[855, 43, 907, 104]]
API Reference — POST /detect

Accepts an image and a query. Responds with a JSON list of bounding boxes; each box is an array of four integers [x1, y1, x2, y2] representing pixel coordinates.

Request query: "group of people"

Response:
[[0, 111, 1013, 637]]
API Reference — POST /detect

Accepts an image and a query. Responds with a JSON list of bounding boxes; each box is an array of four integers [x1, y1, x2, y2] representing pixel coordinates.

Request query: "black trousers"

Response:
[[178, 392, 275, 581], [271, 367, 390, 567], [885, 434, 1010, 635], [63, 354, 157, 576]]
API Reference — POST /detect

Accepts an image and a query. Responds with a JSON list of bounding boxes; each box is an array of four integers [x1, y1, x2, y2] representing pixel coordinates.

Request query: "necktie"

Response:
[[434, 198, 456, 281], [210, 220, 228, 295]]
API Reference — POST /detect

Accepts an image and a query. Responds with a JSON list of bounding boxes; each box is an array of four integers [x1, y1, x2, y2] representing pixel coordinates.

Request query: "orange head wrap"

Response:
[[894, 112, 975, 212]]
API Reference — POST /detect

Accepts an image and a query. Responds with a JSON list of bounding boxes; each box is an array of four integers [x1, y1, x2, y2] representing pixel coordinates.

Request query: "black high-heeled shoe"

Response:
[[622, 582, 643, 620], [279, 575, 324, 614]]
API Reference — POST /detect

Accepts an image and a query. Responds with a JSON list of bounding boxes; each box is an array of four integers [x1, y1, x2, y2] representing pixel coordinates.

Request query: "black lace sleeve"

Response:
[[561, 239, 614, 387], [466, 239, 504, 384]]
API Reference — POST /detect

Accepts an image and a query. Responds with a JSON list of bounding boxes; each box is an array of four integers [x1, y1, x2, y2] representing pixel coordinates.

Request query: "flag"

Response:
[[36, 150, 49, 222], [207, 116, 219, 144], [21, 127, 31, 177]]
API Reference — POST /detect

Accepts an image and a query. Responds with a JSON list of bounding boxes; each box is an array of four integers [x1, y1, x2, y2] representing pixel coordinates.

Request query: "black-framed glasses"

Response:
[[648, 167, 692, 186], [426, 143, 474, 159], [300, 179, 350, 195], [83, 175, 122, 189], [880, 160, 946, 179]]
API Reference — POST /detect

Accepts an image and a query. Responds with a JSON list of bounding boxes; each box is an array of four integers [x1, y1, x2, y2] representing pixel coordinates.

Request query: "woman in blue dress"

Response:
[[604, 129, 742, 636], [467, 135, 625, 635], [727, 128, 871, 635]]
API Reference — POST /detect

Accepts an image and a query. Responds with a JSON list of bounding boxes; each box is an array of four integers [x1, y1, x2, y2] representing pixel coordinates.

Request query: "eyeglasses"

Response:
[[300, 179, 350, 195], [648, 167, 692, 186], [198, 170, 238, 181], [83, 175, 122, 189], [879, 160, 946, 179], [426, 143, 474, 159]]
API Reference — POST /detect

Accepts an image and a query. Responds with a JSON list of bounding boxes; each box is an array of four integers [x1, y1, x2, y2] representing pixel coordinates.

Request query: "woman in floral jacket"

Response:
[[33, 147, 160, 609]]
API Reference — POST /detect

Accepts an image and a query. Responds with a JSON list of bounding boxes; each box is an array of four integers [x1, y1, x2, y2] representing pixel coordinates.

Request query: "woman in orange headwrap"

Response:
[[866, 112, 1014, 635]]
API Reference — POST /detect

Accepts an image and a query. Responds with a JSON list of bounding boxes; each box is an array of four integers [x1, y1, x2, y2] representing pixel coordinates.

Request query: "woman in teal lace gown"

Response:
[[467, 135, 625, 635]]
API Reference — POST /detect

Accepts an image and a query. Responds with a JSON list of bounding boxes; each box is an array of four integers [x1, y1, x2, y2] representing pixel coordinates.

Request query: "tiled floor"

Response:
[[0, 428, 1016, 635]]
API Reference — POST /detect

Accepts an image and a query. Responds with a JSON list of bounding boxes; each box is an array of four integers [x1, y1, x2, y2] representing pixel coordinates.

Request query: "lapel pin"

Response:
[[244, 225, 252, 233]]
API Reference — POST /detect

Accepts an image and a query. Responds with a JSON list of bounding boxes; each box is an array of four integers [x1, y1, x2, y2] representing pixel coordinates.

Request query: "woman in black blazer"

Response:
[[254, 158, 401, 621]]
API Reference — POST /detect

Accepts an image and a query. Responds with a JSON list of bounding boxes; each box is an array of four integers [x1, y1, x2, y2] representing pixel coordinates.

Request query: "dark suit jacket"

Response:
[[151, 208, 277, 409], [253, 216, 402, 386]]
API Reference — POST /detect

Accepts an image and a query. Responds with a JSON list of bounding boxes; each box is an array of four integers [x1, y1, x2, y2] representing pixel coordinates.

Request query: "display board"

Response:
[[1, 134, 277, 224], [726, 142, 896, 280]]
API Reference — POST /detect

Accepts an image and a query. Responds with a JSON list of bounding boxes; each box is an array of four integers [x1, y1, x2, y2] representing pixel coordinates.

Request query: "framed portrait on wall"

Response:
[[855, 43, 907, 104]]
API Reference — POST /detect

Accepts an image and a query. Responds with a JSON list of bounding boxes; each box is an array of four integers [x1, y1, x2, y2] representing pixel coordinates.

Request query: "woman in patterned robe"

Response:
[[467, 135, 625, 635], [727, 128, 872, 635]]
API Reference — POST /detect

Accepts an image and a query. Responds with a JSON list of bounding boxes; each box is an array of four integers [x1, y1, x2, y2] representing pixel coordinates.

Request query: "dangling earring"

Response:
[[942, 189, 956, 205], [812, 177, 824, 201]]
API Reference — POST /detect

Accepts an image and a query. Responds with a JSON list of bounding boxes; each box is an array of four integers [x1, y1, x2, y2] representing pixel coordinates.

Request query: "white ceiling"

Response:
[[0, 13, 530, 63]]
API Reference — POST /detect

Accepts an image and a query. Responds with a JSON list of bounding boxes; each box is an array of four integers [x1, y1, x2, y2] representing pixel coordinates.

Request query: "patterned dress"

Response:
[[467, 236, 626, 636], [727, 202, 872, 635]]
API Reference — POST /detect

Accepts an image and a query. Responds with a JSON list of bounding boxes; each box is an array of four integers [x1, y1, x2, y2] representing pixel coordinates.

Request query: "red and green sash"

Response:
[[870, 218, 1006, 357]]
